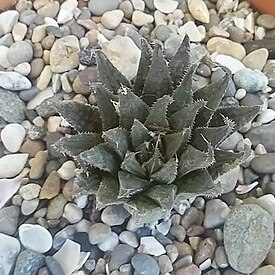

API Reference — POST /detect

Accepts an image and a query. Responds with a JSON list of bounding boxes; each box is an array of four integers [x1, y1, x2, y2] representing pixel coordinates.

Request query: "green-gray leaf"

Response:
[[74, 171, 101, 195], [131, 119, 150, 149], [143, 142, 163, 175]]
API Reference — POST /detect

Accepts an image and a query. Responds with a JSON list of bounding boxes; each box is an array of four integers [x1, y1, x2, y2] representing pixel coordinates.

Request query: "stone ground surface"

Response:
[[0, 0, 275, 275]]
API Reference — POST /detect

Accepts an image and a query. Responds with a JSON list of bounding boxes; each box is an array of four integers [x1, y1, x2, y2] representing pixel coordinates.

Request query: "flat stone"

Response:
[[7, 41, 33, 66], [139, 236, 166, 256], [257, 109, 275, 124], [101, 205, 130, 226], [119, 231, 139, 248], [0, 10, 19, 35], [178, 21, 202, 42], [253, 265, 275, 275], [131, 254, 160, 275], [88, 0, 120, 15], [0, 205, 19, 235], [40, 171, 60, 199], [19, 183, 41, 200], [14, 62, 31, 76], [101, 10, 124, 29], [224, 204, 273, 273], [256, 14, 275, 29], [0, 71, 32, 91], [214, 54, 245, 74], [63, 203, 83, 224], [21, 198, 39, 215], [256, 194, 275, 222], [29, 150, 48, 179], [154, 0, 178, 13], [132, 10, 154, 27], [187, 0, 209, 23], [46, 193, 67, 220], [242, 48, 269, 71], [251, 153, 275, 174]]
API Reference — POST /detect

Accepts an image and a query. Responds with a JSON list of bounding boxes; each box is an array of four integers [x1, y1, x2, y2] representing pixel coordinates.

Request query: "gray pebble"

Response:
[[181, 207, 199, 229], [119, 1, 133, 19], [243, 168, 259, 185], [46, 256, 65, 275], [19, 87, 39, 102], [77, 8, 92, 20], [154, 24, 171, 42], [240, 93, 263, 107], [164, 34, 183, 59], [88, 0, 120, 15], [197, 63, 211, 77], [251, 153, 275, 174], [158, 255, 173, 273], [0, 205, 20, 235], [0, 34, 14, 47], [69, 22, 85, 39], [53, 225, 76, 250], [131, 254, 160, 275], [46, 26, 62, 38], [7, 41, 33, 66], [170, 225, 186, 242], [101, 205, 130, 226], [88, 223, 111, 244], [215, 246, 228, 268]]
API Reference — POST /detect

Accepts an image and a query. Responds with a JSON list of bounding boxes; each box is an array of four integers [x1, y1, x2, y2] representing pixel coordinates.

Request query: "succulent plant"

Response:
[[54, 37, 260, 223]]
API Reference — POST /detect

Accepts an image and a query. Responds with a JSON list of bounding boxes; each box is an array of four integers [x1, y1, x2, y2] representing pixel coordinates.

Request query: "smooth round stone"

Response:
[[235, 88, 246, 100], [0, 206, 20, 235], [194, 237, 216, 265], [12, 22, 28, 42], [170, 225, 186, 242], [62, 203, 83, 224], [57, 0, 78, 24], [215, 54, 245, 74], [154, 24, 171, 42], [46, 194, 67, 220], [187, 0, 209, 23], [21, 198, 39, 215], [253, 265, 275, 275], [224, 204, 273, 273], [101, 205, 130, 226], [119, 231, 139, 248], [256, 194, 275, 222], [178, 21, 202, 42], [14, 62, 31, 76], [154, 0, 178, 13], [0, 45, 12, 68], [57, 160, 76, 180], [233, 68, 268, 93], [0, 153, 28, 178], [203, 199, 230, 229], [88, 0, 120, 15], [176, 264, 201, 275], [119, 1, 134, 19], [19, 183, 41, 200], [29, 151, 48, 180], [19, 10, 37, 26], [1, 123, 26, 153], [0, 233, 21, 275], [256, 14, 275, 29], [40, 171, 60, 199], [37, 1, 60, 18], [242, 48, 269, 71], [251, 153, 275, 174], [19, 224, 52, 253], [139, 236, 166, 256], [215, 246, 228, 268], [158, 254, 173, 273], [89, 223, 111, 245], [132, 10, 154, 26], [101, 10, 124, 29], [131, 254, 160, 275], [0, 71, 32, 91], [0, 10, 19, 35], [257, 109, 275, 124], [7, 41, 33, 66]]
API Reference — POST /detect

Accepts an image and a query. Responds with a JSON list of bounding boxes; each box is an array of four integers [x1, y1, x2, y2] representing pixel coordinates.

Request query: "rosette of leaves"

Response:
[[54, 37, 260, 224]]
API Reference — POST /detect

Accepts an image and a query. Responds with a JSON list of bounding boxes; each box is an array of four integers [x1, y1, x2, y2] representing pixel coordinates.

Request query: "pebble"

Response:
[[20, 139, 45, 157], [101, 205, 130, 226], [170, 225, 186, 241], [154, 24, 171, 42], [88, 0, 120, 15], [203, 199, 230, 229], [50, 35, 80, 73], [46, 256, 65, 275], [19, 183, 41, 200], [187, 0, 209, 23], [251, 153, 275, 174], [223, 204, 273, 273], [215, 246, 228, 268], [63, 203, 83, 223], [153, 0, 178, 14], [27, 87, 54, 110], [46, 193, 67, 220], [37, 65, 52, 91], [89, 223, 111, 244], [19, 224, 52, 253], [109, 244, 134, 271], [257, 109, 275, 124], [12, 22, 27, 41], [14, 250, 45, 275], [0, 205, 19, 235], [158, 254, 173, 273], [57, 160, 76, 180], [101, 10, 124, 29], [38, 1, 60, 18], [242, 48, 269, 71], [132, 10, 154, 26], [40, 171, 60, 199], [7, 41, 33, 66], [1, 123, 26, 153], [233, 68, 268, 93], [207, 38, 246, 60], [0, 71, 32, 91], [194, 237, 216, 265], [0, 10, 19, 35], [176, 264, 201, 275], [131, 254, 160, 275], [256, 194, 275, 222], [264, 60, 275, 87], [98, 231, 119, 252], [0, 45, 12, 68], [0, 153, 28, 178], [29, 150, 48, 179], [57, 0, 78, 24], [14, 62, 31, 76], [180, 207, 199, 228], [178, 21, 202, 42], [253, 265, 275, 275], [21, 198, 39, 215], [214, 54, 245, 74], [139, 236, 166, 256], [256, 14, 275, 29], [235, 88, 246, 100]]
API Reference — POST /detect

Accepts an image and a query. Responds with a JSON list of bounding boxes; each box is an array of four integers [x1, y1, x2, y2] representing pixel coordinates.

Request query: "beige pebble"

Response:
[[37, 1, 60, 18], [208, 26, 230, 38], [20, 139, 46, 157], [37, 65, 52, 90], [242, 48, 269, 71], [43, 50, 50, 65], [257, 14, 275, 29], [61, 73, 73, 93], [29, 150, 48, 179], [40, 171, 60, 199], [33, 0, 49, 10], [154, 10, 166, 25], [132, 10, 154, 27], [19, 183, 41, 200], [33, 43, 43, 58], [30, 58, 44, 79], [178, 21, 201, 42], [12, 22, 27, 41], [32, 25, 47, 43], [41, 35, 55, 50], [245, 12, 255, 34], [33, 116, 45, 127], [47, 116, 61, 132], [187, 0, 209, 23], [101, 10, 124, 29], [73, 75, 90, 95]]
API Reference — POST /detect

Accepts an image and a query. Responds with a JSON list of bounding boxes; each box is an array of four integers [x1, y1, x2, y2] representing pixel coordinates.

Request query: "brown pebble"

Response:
[[194, 237, 217, 265], [40, 171, 60, 199], [20, 138, 46, 157], [176, 264, 201, 275], [174, 241, 194, 257]]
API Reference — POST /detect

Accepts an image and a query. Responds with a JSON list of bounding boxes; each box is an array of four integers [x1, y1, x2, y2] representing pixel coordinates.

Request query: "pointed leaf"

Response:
[[121, 151, 147, 178], [209, 105, 261, 131], [163, 128, 191, 160], [103, 127, 130, 160], [146, 184, 177, 210], [54, 133, 102, 157], [96, 176, 125, 210], [133, 38, 153, 96], [55, 101, 101, 133], [145, 95, 173, 129], [142, 43, 173, 105], [178, 140, 214, 177], [118, 171, 150, 198], [150, 158, 178, 184], [191, 116, 235, 150], [74, 171, 101, 195], [176, 169, 222, 200], [118, 86, 149, 129], [95, 50, 131, 93], [194, 75, 229, 127], [92, 84, 119, 130], [143, 142, 163, 175], [80, 143, 119, 173], [169, 35, 191, 87], [169, 64, 196, 114], [169, 101, 206, 132], [131, 119, 150, 149]]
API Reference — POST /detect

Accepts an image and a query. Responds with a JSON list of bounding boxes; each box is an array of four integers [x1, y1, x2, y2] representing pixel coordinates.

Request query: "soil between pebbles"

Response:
[[0, 0, 275, 275]]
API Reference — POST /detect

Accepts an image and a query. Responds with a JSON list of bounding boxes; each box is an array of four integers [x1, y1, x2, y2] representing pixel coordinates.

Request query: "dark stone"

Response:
[[131, 254, 160, 275], [46, 26, 63, 38], [45, 256, 65, 275], [46, 132, 64, 158], [73, 232, 92, 252], [265, 181, 275, 195], [243, 168, 259, 185], [36, 93, 63, 118], [19, 87, 39, 102], [243, 39, 275, 59], [136, 226, 151, 240], [154, 232, 173, 246], [79, 48, 96, 66], [240, 93, 263, 107]]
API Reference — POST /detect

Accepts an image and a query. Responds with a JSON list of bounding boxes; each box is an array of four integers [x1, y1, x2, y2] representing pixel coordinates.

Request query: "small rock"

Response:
[[176, 264, 201, 275], [119, 231, 139, 248], [57, 160, 76, 180], [7, 41, 33, 66], [233, 68, 268, 93], [170, 225, 186, 241], [194, 237, 216, 265], [101, 205, 130, 226], [132, 10, 154, 26], [242, 48, 268, 71], [131, 254, 160, 275], [29, 150, 48, 179], [253, 265, 275, 275], [27, 87, 54, 110], [37, 65, 52, 91], [256, 194, 275, 222], [57, 0, 78, 24], [20, 139, 45, 157], [154, 0, 178, 14], [139, 236, 166, 256], [251, 153, 275, 174], [224, 204, 273, 273], [88, 0, 120, 16], [0, 45, 12, 68], [158, 254, 173, 273], [88, 223, 111, 244], [0, 205, 19, 235], [38, 1, 60, 18], [256, 14, 275, 29], [178, 21, 202, 42], [0, 71, 32, 91], [19, 224, 53, 253], [187, 0, 209, 23], [14, 62, 31, 76], [215, 246, 228, 268], [14, 250, 45, 275], [244, 39, 275, 60], [63, 203, 83, 224], [19, 183, 41, 200], [40, 171, 60, 199], [98, 231, 119, 252], [0, 10, 19, 35], [101, 10, 124, 29], [215, 54, 245, 74], [257, 109, 275, 124], [109, 244, 134, 271], [1, 123, 26, 153], [46, 256, 65, 275], [46, 193, 67, 220], [180, 207, 199, 228], [21, 198, 39, 215]]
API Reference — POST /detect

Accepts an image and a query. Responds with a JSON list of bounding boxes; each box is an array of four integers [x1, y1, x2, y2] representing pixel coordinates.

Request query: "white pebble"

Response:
[[98, 232, 119, 252], [57, 0, 78, 24], [19, 183, 41, 200], [139, 236, 166, 256], [63, 203, 83, 223], [132, 10, 154, 26], [58, 160, 76, 180], [235, 88, 246, 100], [101, 10, 124, 29], [257, 109, 275, 124], [215, 54, 245, 74], [255, 144, 267, 155], [154, 0, 178, 13], [178, 21, 202, 42]]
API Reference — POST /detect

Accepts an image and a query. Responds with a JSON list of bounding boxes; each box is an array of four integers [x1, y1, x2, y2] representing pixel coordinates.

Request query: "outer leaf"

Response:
[[96, 176, 125, 210], [143, 141, 163, 175], [145, 95, 173, 130], [142, 43, 173, 105], [95, 51, 131, 93], [169, 101, 206, 132], [163, 128, 191, 161], [103, 127, 130, 160], [175, 169, 222, 201], [194, 75, 229, 127], [178, 140, 214, 177], [92, 84, 119, 130], [80, 143, 119, 173], [209, 105, 261, 131], [118, 171, 150, 198], [54, 133, 102, 157], [74, 171, 101, 195], [131, 119, 150, 149], [169, 35, 191, 87], [150, 158, 178, 184], [133, 38, 153, 96], [55, 101, 101, 133], [121, 151, 147, 178], [118, 86, 149, 129]]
